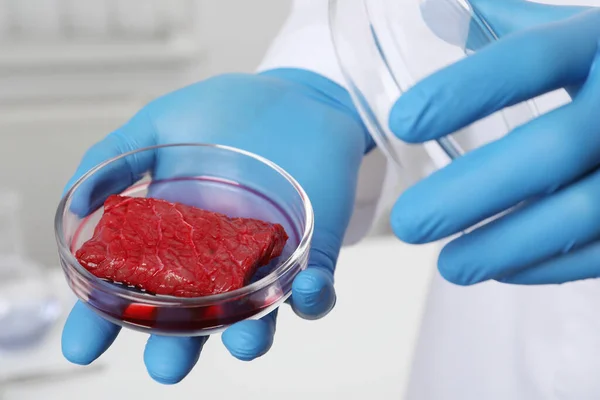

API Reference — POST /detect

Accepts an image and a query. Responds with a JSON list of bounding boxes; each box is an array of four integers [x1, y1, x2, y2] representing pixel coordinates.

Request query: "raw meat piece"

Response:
[[75, 195, 288, 297]]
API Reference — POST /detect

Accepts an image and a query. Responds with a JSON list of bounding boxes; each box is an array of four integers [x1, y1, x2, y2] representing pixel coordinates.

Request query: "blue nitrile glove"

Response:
[[61, 69, 373, 384], [390, 1, 600, 286]]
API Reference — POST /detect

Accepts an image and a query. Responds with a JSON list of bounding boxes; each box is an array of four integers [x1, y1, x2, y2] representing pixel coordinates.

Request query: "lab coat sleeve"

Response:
[[256, 0, 345, 87], [257, 0, 391, 244]]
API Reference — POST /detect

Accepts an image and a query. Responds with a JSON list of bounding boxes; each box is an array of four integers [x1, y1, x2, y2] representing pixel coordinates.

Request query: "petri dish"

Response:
[[55, 143, 313, 336], [330, 0, 539, 171]]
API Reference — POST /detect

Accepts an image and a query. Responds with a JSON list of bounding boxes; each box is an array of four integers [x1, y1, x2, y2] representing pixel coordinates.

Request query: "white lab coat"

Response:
[[258, 1, 600, 399]]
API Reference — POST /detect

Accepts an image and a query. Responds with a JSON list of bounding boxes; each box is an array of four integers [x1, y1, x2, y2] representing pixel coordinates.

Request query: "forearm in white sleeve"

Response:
[[257, 0, 346, 87]]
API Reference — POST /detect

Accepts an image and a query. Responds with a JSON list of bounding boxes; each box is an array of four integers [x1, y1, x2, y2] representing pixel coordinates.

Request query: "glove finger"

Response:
[[290, 228, 338, 320], [389, 9, 600, 144], [438, 167, 600, 286], [65, 110, 156, 217], [143, 334, 208, 385], [61, 301, 121, 365], [291, 264, 336, 321], [392, 42, 600, 244], [221, 310, 277, 361], [497, 240, 600, 285]]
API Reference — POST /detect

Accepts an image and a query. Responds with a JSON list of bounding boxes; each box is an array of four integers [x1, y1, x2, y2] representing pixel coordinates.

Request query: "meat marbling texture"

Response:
[[75, 195, 289, 297]]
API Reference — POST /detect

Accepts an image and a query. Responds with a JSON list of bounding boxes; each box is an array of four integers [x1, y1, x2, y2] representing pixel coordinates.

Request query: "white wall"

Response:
[[198, 1, 292, 75], [0, 0, 291, 267]]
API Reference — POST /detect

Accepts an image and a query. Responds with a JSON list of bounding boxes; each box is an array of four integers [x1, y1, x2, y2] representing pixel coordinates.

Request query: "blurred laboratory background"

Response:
[[0, 0, 292, 266], [0, 1, 437, 399]]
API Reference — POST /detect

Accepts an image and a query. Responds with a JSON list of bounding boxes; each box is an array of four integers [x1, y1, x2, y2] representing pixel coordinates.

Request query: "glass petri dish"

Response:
[[55, 144, 313, 336], [329, 0, 539, 170]]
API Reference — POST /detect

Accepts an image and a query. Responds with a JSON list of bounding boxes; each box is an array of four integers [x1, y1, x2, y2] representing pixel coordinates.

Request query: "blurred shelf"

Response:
[[0, 34, 206, 105], [0, 36, 202, 71], [0, 99, 142, 125]]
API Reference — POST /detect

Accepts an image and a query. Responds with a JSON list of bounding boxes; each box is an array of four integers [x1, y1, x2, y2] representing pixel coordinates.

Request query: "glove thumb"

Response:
[[469, 0, 588, 37]]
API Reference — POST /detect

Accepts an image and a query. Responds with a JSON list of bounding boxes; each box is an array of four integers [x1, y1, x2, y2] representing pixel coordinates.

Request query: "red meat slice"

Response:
[[75, 195, 288, 298]]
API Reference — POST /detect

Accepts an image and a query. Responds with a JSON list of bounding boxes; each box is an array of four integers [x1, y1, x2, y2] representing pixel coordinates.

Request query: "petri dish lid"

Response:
[[330, 0, 540, 170]]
